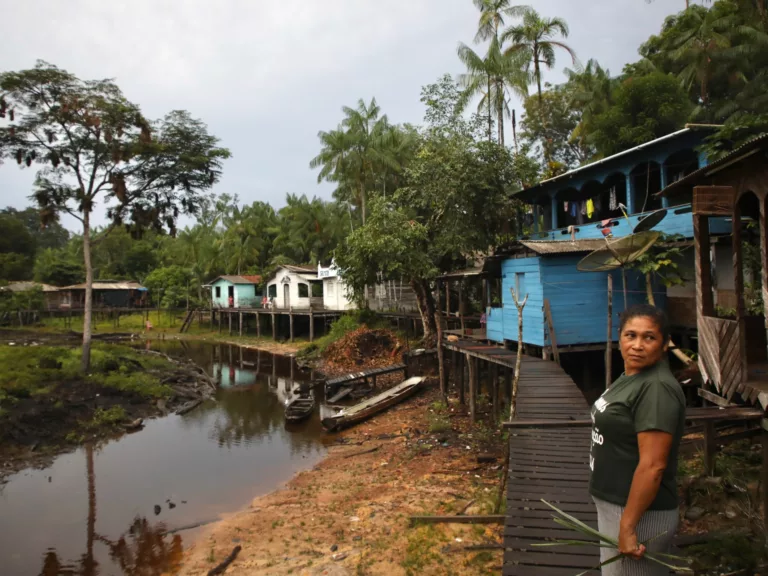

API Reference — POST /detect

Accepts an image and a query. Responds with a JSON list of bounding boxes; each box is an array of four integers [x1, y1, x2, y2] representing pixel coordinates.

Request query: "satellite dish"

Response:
[[633, 209, 667, 234], [577, 231, 661, 307]]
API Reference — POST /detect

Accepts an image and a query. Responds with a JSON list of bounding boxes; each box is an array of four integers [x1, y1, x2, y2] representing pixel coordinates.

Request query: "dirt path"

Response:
[[179, 385, 505, 576]]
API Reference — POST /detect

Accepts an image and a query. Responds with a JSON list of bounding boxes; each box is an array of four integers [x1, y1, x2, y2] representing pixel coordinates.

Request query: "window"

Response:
[[255, 285, 259, 297], [215, 286, 221, 298], [298, 283, 309, 298], [268, 284, 277, 298], [515, 273, 526, 297], [311, 281, 323, 297]]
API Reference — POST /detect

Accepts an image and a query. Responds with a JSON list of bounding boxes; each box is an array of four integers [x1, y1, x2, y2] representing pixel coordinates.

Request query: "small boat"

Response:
[[321, 376, 426, 431], [284, 395, 315, 422]]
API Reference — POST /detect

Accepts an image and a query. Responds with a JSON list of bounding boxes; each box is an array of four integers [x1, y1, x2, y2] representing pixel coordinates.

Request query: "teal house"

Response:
[[207, 275, 263, 309]]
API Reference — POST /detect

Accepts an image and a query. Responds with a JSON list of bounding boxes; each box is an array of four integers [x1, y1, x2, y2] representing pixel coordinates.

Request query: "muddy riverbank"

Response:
[[179, 383, 508, 576]]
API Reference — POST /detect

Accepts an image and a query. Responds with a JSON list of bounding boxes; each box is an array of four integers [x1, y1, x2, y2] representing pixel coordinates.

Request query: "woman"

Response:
[[589, 304, 686, 575]]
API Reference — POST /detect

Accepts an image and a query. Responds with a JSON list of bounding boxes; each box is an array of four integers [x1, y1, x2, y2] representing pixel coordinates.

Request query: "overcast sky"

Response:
[[0, 0, 679, 232]]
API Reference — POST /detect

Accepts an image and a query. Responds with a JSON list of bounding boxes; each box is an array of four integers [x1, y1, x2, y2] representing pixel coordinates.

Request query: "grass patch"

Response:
[[0, 342, 174, 412], [402, 525, 450, 576], [427, 413, 452, 434]]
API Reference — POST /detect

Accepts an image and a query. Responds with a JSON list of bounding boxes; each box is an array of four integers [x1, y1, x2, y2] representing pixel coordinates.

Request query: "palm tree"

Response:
[[473, 0, 530, 43], [502, 7, 577, 103], [457, 38, 529, 146], [564, 59, 616, 154], [669, 7, 768, 105]]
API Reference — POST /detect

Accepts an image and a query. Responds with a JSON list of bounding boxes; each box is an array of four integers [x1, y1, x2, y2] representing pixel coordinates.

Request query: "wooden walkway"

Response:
[[441, 340, 600, 574]]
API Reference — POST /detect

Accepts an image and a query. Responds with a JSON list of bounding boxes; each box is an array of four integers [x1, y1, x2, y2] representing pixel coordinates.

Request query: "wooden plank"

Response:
[[501, 550, 599, 568], [503, 564, 596, 576], [410, 515, 504, 527], [698, 388, 735, 407]]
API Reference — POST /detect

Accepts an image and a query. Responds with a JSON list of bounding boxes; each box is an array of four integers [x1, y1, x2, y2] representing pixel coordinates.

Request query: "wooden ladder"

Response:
[[179, 309, 196, 333]]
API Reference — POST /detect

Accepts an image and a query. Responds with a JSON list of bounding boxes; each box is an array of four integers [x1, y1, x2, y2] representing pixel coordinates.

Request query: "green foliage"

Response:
[[0, 343, 172, 411], [0, 213, 36, 281], [33, 247, 84, 286], [590, 72, 692, 157], [143, 265, 194, 308]]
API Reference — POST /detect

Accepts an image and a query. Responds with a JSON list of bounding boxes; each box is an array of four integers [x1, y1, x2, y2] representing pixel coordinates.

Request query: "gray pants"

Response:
[[592, 496, 679, 576]]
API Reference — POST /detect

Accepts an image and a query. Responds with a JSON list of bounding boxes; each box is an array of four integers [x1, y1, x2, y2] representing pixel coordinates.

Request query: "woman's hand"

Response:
[[618, 524, 646, 560]]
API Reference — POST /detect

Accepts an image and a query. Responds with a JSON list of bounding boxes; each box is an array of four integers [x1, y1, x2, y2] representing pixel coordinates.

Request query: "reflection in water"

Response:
[[39, 444, 183, 576], [1, 341, 325, 576]]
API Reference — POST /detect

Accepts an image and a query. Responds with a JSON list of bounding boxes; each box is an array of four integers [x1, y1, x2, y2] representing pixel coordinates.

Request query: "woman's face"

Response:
[[619, 316, 668, 376]]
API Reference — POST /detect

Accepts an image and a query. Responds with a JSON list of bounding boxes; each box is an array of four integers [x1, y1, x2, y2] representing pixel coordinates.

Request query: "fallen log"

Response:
[[343, 446, 380, 459], [409, 515, 505, 527], [207, 545, 241, 576], [176, 399, 203, 416]]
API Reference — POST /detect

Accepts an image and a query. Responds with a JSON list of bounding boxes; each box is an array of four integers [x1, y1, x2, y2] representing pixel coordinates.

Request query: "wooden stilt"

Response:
[[272, 310, 276, 340], [704, 421, 716, 476], [218, 310, 222, 334], [458, 353, 466, 406], [467, 355, 477, 423], [491, 363, 499, 421], [289, 308, 294, 343], [762, 419, 768, 524], [309, 307, 314, 343], [436, 311, 447, 400], [239, 312, 243, 336], [256, 311, 261, 337], [504, 366, 512, 403]]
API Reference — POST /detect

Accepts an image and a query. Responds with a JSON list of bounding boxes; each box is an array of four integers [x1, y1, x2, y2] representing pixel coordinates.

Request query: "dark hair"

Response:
[[619, 304, 669, 343]]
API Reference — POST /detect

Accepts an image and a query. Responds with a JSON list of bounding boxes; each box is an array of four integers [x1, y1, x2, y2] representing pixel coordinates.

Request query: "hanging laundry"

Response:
[[580, 200, 587, 216], [563, 201, 569, 212], [593, 196, 602, 212], [570, 202, 578, 218], [586, 198, 595, 219], [609, 186, 618, 211]]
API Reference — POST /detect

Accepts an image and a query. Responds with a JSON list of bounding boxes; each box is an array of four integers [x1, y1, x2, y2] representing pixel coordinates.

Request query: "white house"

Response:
[[265, 265, 321, 310], [317, 262, 355, 311]]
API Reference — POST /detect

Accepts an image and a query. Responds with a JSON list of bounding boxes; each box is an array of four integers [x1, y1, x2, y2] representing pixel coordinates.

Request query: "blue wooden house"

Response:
[[487, 126, 734, 350]]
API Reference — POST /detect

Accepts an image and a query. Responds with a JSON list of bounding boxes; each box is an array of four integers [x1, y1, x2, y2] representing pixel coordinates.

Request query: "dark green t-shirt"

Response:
[[588, 361, 685, 510]]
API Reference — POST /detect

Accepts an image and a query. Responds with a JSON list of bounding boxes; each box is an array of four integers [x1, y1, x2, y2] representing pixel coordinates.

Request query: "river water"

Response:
[[0, 340, 327, 576]]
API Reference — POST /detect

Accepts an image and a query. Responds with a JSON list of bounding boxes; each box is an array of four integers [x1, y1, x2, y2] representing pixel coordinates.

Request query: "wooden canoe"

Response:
[[321, 376, 425, 431], [284, 396, 315, 422]]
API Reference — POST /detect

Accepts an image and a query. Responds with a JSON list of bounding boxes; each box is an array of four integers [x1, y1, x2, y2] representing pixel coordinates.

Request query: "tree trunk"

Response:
[[411, 279, 437, 348], [535, 56, 543, 104], [509, 288, 528, 420], [497, 80, 505, 148], [81, 211, 94, 373], [487, 75, 493, 143], [512, 109, 519, 154], [361, 183, 367, 226]]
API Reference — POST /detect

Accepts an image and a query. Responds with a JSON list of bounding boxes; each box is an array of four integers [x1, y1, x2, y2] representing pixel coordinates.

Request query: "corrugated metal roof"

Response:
[[63, 281, 145, 290], [437, 268, 486, 280], [209, 275, 262, 285], [282, 264, 317, 274], [659, 133, 768, 196], [519, 239, 610, 255], [0, 281, 60, 292]]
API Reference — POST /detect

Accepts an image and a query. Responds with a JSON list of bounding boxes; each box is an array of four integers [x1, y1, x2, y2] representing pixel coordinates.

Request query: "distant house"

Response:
[[317, 262, 355, 311], [207, 275, 262, 309], [61, 280, 148, 308], [265, 265, 322, 310], [0, 281, 70, 310]]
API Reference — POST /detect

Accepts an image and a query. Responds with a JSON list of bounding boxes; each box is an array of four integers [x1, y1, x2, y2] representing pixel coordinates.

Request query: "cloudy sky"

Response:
[[0, 0, 679, 231]]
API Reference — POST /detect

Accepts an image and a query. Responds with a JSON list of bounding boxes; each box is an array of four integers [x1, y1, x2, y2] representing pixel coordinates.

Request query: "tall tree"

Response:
[[0, 61, 229, 370], [502, 7, 577, 102]]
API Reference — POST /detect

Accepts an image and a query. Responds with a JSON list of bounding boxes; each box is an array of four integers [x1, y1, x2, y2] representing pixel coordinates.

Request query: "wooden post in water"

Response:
[[272, 310, 276, 340], [289, 308, 294, 343], [467, 354, 477, 423], [606, 275, 613, 389], [239, 312, 243, 336], [256, 311, 261, 337], [228, 312, 232, 335], [218, 310, 222, 334]]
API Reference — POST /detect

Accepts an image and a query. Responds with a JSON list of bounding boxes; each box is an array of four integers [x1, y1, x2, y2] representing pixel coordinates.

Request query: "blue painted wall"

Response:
[[211, 279, 261, 308], [488, 255, 667, 347]]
